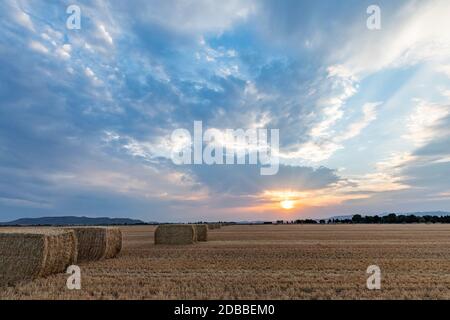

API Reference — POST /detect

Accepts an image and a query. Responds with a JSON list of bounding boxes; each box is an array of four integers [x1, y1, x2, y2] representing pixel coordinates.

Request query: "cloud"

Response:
[[404, 99, 450, 146], [437, 65, 450, 78], [98, 24, 113, 45], [117, 0, 256, 34], [280, 101, 380, 163], [29, 40, 48, 54], [334, 0, 450, 76], [14, 9, 35, 31], [191, 164, 339, 196], [55, 44, 71, 60], [340, 102, 380, 140]]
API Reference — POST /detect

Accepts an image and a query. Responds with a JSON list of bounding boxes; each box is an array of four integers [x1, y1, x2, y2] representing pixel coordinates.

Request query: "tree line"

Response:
[[331, 214, 450, 224], [274, 214, 450, 224]]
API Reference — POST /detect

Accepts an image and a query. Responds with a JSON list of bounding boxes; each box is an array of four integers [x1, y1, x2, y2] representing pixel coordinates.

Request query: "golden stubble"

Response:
[[1, 224, 449, 300]]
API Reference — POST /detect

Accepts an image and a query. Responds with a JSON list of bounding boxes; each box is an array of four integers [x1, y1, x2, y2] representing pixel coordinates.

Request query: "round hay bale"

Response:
[[194, 224, 208, 242], [103, 227, 122, 259], [68, 227, 122, 262], [208, 223, 221, 230], [155, 224, 196, 245], [40, 229, 78, 276], [0, 228, 77, 286]]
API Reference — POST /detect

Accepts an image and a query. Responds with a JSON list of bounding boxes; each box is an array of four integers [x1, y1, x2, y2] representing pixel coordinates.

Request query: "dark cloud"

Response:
[[190, 164, 339, 195]]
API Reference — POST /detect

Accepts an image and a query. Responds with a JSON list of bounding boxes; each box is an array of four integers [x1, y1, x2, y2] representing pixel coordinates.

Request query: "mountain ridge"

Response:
[[0, 216, 146, 226]]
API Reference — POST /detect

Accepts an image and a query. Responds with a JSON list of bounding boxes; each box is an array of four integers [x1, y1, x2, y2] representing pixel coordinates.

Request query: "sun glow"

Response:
[[280, 199, 295, 210], [263, 187, 373, 212]]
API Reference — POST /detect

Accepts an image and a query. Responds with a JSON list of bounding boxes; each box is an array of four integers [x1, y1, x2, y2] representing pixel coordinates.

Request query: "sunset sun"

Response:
[[280, 200, 295, 210]]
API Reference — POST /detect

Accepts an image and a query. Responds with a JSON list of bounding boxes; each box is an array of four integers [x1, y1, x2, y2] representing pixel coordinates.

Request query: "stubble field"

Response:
[[1, 224, 449, 299]]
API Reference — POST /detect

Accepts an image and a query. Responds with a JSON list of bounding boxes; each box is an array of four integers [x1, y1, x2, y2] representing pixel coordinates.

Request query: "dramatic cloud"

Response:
[[1, 0, 449, 221]]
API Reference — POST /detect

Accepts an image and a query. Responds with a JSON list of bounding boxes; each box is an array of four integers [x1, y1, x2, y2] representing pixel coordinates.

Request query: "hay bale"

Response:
[[194, 224, 208, 241], [155, 224, 196, 245], [208, 224, 215, 230], [0, 228, 77, 286], [103, 227, 122, 259], [68, 227, 122, 262]]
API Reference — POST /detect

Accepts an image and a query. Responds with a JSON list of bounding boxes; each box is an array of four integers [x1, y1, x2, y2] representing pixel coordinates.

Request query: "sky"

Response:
[[0, 0, 450, 222]]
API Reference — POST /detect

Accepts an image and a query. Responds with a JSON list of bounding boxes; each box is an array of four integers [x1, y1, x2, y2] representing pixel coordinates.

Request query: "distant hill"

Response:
[[329, 211, 450, 220], [0, 216, 146, 226]]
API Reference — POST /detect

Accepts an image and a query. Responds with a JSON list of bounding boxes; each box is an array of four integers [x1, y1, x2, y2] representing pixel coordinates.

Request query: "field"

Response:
[[1, 224, 449, 299]]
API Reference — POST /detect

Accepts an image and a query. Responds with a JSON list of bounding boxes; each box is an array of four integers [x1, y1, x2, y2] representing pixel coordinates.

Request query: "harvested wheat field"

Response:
[[0, 224, 449, 299]]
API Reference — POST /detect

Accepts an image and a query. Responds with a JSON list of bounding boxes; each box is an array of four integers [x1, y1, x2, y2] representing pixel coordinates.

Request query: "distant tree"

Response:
[[397, 215, 406, 223], [352, 214, 363, 224], [384, 213, 397, 223], [295, 213, 449, 225]]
